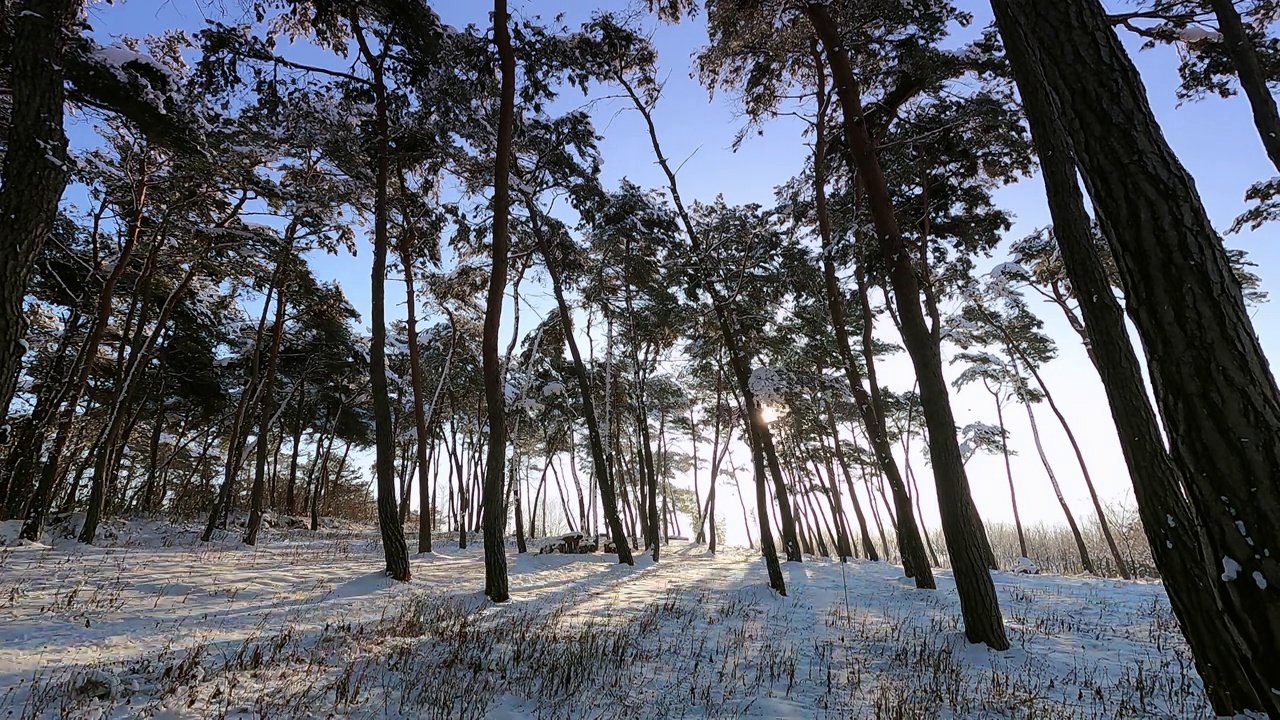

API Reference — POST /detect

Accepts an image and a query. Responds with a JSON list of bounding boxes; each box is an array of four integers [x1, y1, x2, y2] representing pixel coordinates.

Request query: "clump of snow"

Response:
[[748, 366, 787, 406], [987, 262, 1028, 281], [1178, 26, 1223, 43], [541, 381, 567, 398], [1013, 556, 1040, 574], [1222, 555, 1243, 582], [1253, 571, 1268, 590]]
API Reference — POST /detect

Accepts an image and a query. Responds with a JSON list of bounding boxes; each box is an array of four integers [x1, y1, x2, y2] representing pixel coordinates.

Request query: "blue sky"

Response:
[[76, 0, 1280, 541]]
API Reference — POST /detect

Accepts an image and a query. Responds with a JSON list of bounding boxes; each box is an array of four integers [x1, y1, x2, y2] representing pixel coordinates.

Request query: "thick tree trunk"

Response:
[[811, 48, 923, 579], [990, 9, 1274, 708], [0, 0, 77, 418], [352, 18, 410, 581]]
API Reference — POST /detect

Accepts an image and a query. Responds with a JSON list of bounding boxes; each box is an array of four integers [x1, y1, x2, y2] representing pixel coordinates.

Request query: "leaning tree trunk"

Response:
[[82, 257, 201, 543], [399, 232, 435, 553], [993, 0, 1280, 708], [1019, 387, 1095, 575], [522, 196, 634, 564], [811, 55, 929, 583], [823, 406, 878, 561], [480, 0, 516, 601], [202, 279, 276, 541], [990, 9, 1273, 709], [1207, 0, 1280, 173], [352, 16, 410, 582], [805, 0, 1007, 650], [0, 0, 77, 419], [616, 70, 792, 585], [991, 391, 1027, 559], [1017, 351, 1129, 577], [244, 251, 289, 546], [749, 423, 787, 594]]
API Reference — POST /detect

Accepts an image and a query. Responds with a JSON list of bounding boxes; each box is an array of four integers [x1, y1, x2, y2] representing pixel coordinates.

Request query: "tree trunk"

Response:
[[639, 402, 661, 559], [1021, 391, 1095, 574], [990, 12, 1273, 707], [1024, 359, 1129, 577], [750, 423, 787, 594], [352, 17, 410, 581], [805, 2, 1004, 648], [522, 200, 633, 563], [811, 46, 924, 580], [480, 0, 516, 601], [285, 421, 303, 515], [992, 391, 1028, 559], [0, 306, 83, 518], [0, 0, 77, 418], [824, 408, 878, 561], [617, 70, 794, 580], [1207, 0, 1280, 173], [244, 252, 289, 546], [25, 185, 146, 539], [203, 278, 277, 541]]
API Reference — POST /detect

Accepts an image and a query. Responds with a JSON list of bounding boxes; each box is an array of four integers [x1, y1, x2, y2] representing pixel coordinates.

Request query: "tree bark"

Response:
[[0, 0, 77, 418], [811, 53, 928, 581], [990, 8, 1275, 707], [481, 0, 516, 601]]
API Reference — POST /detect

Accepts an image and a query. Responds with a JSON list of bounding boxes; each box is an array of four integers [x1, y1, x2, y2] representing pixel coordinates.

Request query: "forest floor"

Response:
[[0, 517, 1211, 719]]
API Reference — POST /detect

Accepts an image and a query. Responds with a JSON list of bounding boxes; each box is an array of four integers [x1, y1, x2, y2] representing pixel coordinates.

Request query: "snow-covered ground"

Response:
[[0, 518, 1210, 718]]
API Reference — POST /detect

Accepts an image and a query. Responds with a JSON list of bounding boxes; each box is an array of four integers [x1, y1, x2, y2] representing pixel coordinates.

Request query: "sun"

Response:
[[760, 404, 780, 424]]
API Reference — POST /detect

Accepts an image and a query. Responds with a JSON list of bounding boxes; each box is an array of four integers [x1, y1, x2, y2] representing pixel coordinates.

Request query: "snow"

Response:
[[87, 42, 179, 116], [987, 261, 1027, 281], [1178, 26, 1223, 43], [1253, 571, 1268, 590], [1012, 556, 1039, 574], [1221, 555, 1242, 582], [748, 366, 787, 406], [540, 381, 567, 397], [0, 520, 1212, 718]]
